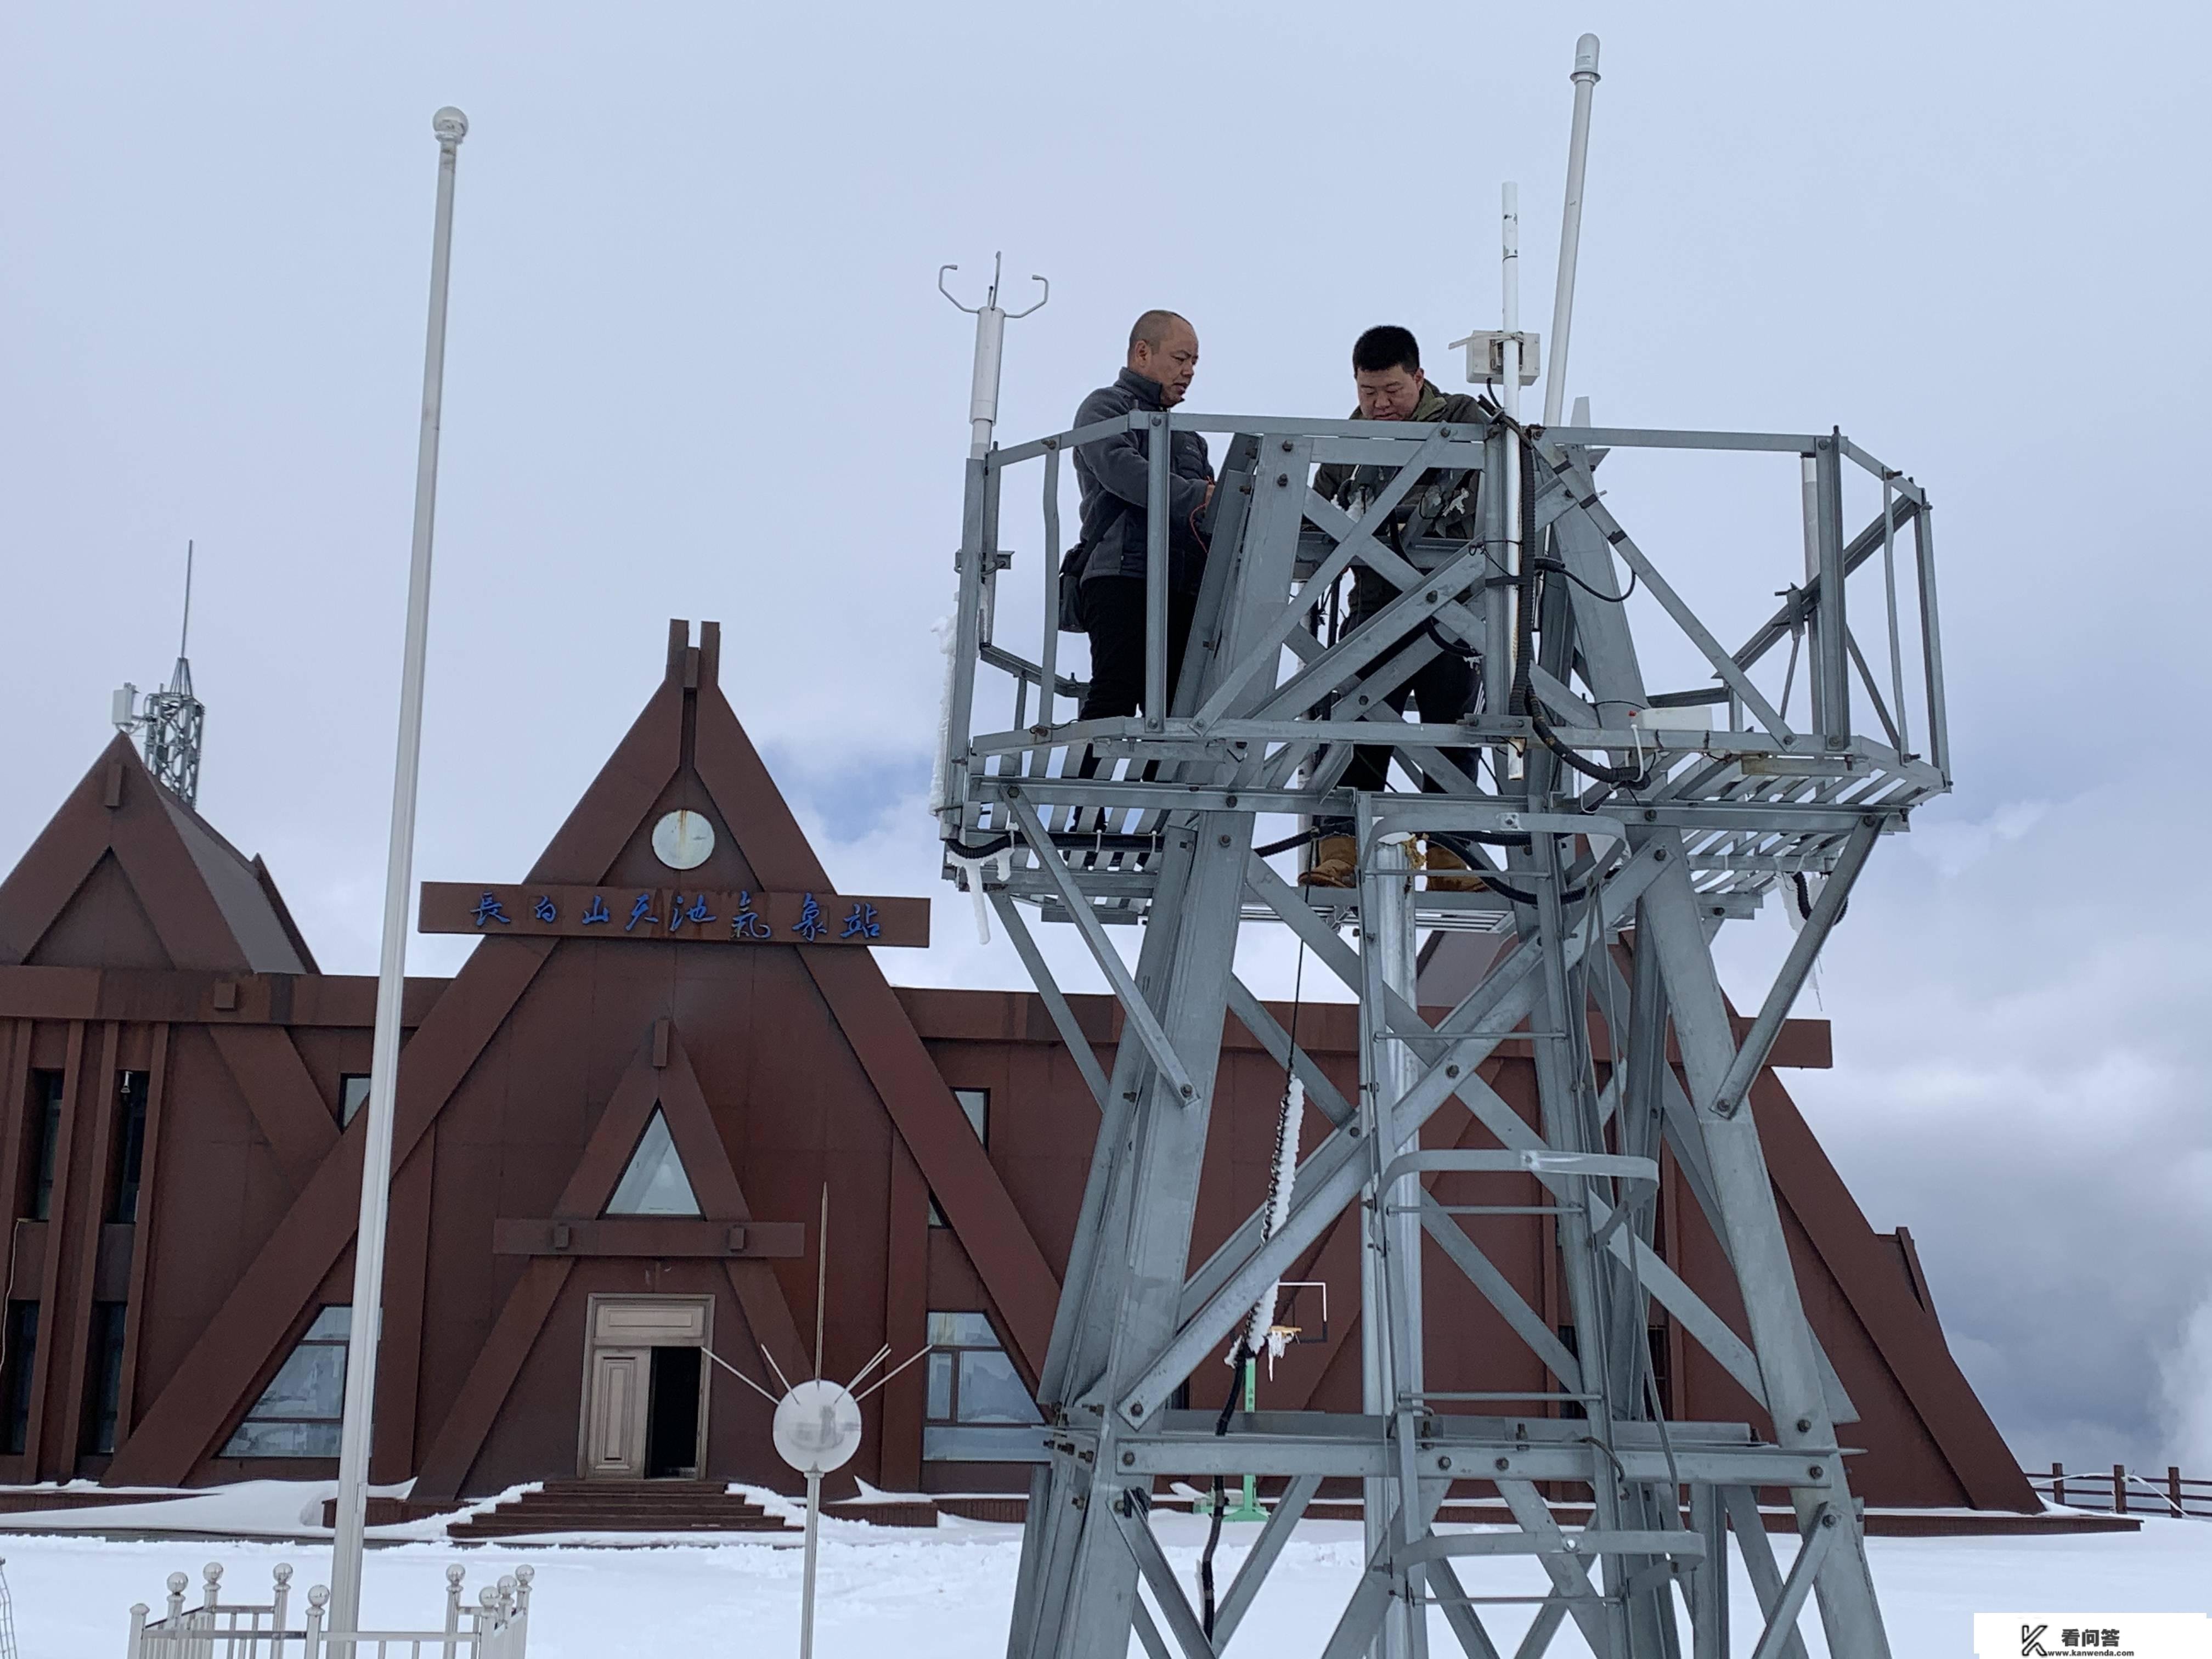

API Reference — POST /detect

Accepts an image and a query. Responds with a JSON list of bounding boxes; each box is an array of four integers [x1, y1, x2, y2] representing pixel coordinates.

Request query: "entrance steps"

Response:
[[445, 1481, 801, 1539]]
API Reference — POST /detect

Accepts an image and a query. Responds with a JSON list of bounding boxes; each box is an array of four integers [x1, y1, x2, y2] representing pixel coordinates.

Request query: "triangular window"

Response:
[[606, 1109, 701, 1216], [222, 1306, 351, 1457]]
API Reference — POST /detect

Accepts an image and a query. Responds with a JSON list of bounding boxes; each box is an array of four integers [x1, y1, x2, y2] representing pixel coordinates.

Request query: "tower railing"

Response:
[[936, 404, 1945, 1659], [940, 410, 1945, 929]]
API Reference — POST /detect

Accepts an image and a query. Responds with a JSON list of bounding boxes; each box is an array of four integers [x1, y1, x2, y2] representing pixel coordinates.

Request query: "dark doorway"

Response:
[[643, 1345, 702, 1479]]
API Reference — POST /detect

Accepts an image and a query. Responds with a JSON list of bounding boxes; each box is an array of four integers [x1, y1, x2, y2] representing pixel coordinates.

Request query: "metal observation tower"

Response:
[[933, 38, 1947, 1659]]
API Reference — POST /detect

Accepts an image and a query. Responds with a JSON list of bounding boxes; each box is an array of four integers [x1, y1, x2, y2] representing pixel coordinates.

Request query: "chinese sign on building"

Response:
[[418, 883, 929, 948]]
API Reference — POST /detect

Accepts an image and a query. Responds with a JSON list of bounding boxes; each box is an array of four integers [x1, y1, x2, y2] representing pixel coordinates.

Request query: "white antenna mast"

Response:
[[1500, 183, 1522, 423], [939, 252, 1049, 459], [1544, 33, 1602, 428], [112, 539, 207, 806], [178, 537, 194, 659]]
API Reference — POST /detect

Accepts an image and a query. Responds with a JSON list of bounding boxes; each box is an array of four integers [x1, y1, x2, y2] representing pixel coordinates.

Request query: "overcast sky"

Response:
[[5, 2, 2209, 1481]]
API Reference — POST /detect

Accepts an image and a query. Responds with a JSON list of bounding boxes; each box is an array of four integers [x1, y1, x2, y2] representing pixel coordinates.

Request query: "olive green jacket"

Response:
[[1311, 378, 1493, 621]]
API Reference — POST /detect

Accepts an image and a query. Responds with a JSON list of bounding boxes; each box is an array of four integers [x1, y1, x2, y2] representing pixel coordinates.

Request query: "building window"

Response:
[[924, 1311, 1039, 1430], [25, 1071, 64, 1221], [221, 1307, 349, 1457], [606, 1110, 701, 1217], [109, 1072, 150, 1223], [2, 1302, 37, 1455], [927, 1090, 989, 1228], [81, 1302, 127, 1455], [338, 1075, 372, 1127]]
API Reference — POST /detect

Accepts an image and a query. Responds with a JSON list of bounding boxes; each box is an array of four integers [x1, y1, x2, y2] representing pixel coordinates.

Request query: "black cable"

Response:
[[1199, 1352, 1249, 1638], [1528, 708, 1654, 791], [1255, 825, 1323, 859], [1423, 831, 1589, 907], [1792, 870, 1849, 925], [1531, 553, 1639, 605], [1508, 433, 1539, 720], [945, 832, 1015, 860]]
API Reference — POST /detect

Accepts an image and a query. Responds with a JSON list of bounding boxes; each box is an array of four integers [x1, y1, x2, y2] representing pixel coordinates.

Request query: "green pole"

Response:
[[1224, 1358, 1267, 1520]]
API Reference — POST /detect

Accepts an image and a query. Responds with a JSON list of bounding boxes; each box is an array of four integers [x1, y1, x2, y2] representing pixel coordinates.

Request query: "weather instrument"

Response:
[[704, 1186, 934, 1659]]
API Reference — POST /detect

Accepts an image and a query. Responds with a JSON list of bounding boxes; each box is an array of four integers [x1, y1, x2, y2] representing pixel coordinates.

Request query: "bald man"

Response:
[[1069, 311, 1216, 721]]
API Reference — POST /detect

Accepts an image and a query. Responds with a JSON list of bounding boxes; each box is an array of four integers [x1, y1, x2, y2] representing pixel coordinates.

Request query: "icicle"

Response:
[[946, 847, 1009, 945], [1239, 1074, 1304, 1362], [928, 611, 957, 817]]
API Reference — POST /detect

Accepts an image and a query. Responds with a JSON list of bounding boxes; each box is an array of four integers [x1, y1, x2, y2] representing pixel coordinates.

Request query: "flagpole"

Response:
[[329, 104, 469, 1640]]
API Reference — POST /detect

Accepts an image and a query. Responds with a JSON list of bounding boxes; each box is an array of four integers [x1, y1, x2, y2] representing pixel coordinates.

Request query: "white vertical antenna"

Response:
[[1501, 184, 1526, 733], [1544, 34, 1602, 428], [1499, 183, 1522, 423], [178, 538, 195, 659]]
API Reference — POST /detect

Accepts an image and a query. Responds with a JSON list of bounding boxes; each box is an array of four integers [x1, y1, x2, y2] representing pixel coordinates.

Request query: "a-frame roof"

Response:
[[0, 734, 315, 974], [105, 619, 1060, 1494]]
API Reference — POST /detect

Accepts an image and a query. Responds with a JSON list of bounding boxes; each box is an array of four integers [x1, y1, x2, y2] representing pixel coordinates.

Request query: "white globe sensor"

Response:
[[651, 809, 715, 871], [772, 1379, 863, 1475]]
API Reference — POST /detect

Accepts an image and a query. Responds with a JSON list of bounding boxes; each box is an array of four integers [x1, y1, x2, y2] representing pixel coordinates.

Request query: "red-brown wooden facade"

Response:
[[0, 620, 2034, 1513]]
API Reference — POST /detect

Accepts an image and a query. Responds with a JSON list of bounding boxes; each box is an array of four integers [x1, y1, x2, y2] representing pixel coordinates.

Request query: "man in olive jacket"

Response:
[[1304, 324, 1490, 889], [1071, 310, 1215, 721]]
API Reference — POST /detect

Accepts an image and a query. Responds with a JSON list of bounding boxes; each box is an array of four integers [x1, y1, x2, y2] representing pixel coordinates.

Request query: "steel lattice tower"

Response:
[[935, 374, 1945, 1659]]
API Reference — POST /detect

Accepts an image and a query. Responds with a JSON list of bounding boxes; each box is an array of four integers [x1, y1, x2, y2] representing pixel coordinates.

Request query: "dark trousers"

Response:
[[1319, 628, 1479, 834], [1077, 577, 1199, 721]]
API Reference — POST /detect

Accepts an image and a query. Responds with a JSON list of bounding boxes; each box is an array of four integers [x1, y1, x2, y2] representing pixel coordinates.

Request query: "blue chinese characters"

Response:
[[730, 891, 771, 940], [793, 893, 826, 942]]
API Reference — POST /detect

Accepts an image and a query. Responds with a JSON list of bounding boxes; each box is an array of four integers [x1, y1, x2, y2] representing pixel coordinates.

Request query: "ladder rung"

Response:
[[1408, 1390, 1605, 1402]]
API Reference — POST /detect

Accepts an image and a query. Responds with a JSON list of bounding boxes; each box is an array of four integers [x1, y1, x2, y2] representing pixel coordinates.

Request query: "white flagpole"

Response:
[[329, 104, 469, 1641]]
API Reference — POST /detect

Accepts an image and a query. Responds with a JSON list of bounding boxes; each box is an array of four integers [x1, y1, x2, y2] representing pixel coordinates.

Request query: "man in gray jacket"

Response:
[[1071, 311, 1215, 721]]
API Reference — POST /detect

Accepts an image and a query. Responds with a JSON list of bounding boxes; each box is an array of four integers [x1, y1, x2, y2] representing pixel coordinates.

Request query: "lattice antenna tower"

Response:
[[935, 28, 1949, 1659], [113, 539, 207, 807]]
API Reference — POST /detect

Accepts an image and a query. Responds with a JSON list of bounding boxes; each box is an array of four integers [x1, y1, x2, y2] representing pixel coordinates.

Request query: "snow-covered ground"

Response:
[[4, 1510, 2209, 1658]]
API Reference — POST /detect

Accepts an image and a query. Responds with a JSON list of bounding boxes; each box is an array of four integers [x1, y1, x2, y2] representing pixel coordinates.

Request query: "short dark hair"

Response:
[[1128, 309, 1190, 353], [1352, 325, 1421, 376]]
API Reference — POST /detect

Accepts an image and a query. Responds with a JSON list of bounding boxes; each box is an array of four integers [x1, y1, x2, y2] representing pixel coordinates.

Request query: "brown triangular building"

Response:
[[0, 620, 2036, 1523]]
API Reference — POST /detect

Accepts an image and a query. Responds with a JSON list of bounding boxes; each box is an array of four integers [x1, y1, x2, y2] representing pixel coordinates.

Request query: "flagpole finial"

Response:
[[432, 106, 469, 145]]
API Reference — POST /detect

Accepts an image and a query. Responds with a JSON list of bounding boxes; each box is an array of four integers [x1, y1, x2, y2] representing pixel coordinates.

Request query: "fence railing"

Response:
[[2028, 1463, 2212, 1520], [126, 1562, 532, 1657]]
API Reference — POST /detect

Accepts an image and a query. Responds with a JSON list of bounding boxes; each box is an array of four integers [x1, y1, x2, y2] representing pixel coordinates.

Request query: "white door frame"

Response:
[[578, 1293, 714, 1480]]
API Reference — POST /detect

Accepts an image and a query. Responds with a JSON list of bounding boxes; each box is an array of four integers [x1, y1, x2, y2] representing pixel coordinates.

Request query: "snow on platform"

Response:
[[2, 1510, 2208, 1658]]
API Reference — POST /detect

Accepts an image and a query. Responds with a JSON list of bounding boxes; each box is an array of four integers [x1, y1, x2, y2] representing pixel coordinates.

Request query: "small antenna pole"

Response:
[[1543, 35, 1602, 429], [1500, 183, 1527, 752], [814, 1183, 830, 1380], [939, 253, 1048, 460], [179, 539, 195, 660], [1500, 183, 1522, 422]]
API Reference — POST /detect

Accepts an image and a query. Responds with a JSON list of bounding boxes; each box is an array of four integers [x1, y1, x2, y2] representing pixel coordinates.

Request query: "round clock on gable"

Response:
[[651, 809, 715, 871]]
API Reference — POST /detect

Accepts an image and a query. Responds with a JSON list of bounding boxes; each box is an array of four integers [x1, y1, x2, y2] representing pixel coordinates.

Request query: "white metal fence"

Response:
[[126, 1562, 532, 1658]]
